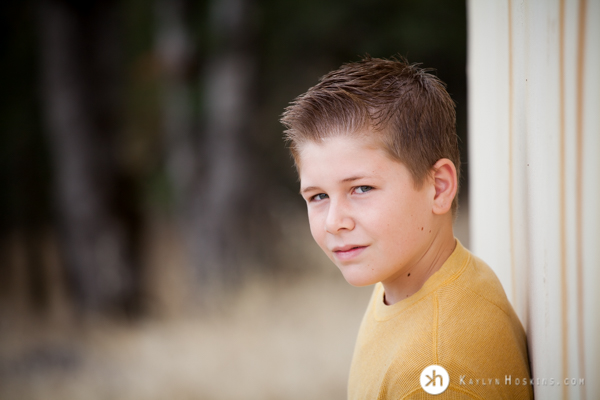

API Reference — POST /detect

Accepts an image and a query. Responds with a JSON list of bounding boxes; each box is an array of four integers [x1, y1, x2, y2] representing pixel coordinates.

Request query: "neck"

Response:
[[382, 223, 456, 306]]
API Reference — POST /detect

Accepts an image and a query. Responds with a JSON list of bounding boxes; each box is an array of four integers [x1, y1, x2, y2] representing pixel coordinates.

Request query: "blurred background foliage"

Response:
[[0, 0, 466, 397]]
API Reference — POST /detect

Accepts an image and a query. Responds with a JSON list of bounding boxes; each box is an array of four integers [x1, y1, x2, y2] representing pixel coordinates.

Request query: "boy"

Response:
[[281, 57, 533, 399]]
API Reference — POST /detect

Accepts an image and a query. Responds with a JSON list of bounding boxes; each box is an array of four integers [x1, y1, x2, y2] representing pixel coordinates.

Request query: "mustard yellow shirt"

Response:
[[348, 241, 533, 399]]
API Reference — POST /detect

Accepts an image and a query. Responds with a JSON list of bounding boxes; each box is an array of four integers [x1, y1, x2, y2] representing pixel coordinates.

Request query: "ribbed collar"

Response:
[[373, 239, 471, 321]]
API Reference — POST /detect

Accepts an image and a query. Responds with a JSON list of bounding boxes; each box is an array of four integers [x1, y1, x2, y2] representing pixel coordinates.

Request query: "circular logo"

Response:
[[420, 365, 450, 395]]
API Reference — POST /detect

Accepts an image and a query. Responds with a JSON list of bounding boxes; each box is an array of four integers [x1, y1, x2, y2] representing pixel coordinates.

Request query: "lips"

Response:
[[332, 244, 367, 261]]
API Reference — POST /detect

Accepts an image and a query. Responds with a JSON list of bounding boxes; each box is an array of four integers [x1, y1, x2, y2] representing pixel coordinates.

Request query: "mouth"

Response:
[[332, 245, 368, 261]]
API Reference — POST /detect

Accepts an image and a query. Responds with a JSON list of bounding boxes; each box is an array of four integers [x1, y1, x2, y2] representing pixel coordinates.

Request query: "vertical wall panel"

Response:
[[467, 0, 512, 300], [467, 0, 599, 398], [581, 3, 600, 400]]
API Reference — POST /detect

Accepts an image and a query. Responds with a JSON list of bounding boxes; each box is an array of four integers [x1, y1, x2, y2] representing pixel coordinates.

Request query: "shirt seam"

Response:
[[433, 292, 439, 364], [464, 286, 515, 321]]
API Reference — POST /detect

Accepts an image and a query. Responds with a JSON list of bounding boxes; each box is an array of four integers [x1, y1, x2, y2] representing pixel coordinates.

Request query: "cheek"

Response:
[[373, 196, 428, 237], [307, 209, 325, 245]]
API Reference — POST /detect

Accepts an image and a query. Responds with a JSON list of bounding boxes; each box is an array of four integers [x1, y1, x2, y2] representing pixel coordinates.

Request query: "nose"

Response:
[[325, 199, 355, 233]]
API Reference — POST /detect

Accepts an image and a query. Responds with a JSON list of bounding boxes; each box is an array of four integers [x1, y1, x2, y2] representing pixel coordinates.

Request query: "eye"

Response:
[[311, 193, 329, 202], [354, 185, 373, 194]]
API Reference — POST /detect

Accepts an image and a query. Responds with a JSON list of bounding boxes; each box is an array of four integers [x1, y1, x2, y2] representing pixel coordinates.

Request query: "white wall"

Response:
[[467, 0, 599, 399]]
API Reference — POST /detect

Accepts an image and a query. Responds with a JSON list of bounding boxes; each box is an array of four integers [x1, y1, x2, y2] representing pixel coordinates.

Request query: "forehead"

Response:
[[299, 134, 378, 160], [297, 135, 400, 184]]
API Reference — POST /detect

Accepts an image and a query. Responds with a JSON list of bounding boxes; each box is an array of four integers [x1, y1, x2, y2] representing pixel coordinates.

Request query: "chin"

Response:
[[340, 269, 379, 287]]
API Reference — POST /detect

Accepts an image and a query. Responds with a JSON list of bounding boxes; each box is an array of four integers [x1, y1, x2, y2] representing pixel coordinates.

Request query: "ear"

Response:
[[431, 158, 458, 215]]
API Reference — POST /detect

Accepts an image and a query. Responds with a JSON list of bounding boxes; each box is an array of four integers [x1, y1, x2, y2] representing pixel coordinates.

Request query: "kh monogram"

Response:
[[425, 369, 444, 387]]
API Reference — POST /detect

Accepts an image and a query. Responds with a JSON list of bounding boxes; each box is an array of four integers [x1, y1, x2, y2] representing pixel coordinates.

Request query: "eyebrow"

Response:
[[341, 175, 367, 183], [300, 175, 367, 194]]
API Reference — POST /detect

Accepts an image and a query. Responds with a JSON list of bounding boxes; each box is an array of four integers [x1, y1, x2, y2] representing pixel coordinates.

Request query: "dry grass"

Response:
[[0, 271, 372, 400]]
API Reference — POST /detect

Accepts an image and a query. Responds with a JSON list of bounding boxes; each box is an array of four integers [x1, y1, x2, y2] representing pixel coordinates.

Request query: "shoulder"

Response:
[[431, 251, 532, 399], [436, 250, 527, 352], [445, 250, 517, 320]]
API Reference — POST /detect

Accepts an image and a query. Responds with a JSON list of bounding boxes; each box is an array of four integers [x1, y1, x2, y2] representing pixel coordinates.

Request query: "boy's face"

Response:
[[298, 134, 437, 287]]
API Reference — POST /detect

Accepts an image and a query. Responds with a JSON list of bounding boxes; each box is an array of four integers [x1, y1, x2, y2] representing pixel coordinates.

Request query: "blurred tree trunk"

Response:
[[193, 0, 260, 279], [155, 0, 196, 207], [157, 0, 262, 291], [38, 0, 143, 316], [194, 0, 258, 285]]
